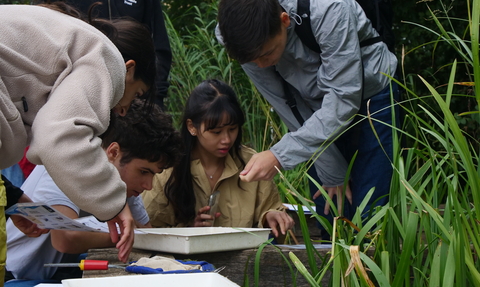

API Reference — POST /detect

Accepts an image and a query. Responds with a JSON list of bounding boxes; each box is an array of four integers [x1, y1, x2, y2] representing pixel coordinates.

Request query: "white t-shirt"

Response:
[[6, 165, 149, 280]]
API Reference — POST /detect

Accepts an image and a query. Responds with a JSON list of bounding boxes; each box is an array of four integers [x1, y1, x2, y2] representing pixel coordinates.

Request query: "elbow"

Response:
[[51, 232, 85, 254], [52, 239, 75, 254]]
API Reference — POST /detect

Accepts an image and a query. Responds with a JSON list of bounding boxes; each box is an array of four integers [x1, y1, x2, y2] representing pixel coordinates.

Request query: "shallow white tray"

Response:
[[62, 273, 239, 287], [133, 227, 271, 254]]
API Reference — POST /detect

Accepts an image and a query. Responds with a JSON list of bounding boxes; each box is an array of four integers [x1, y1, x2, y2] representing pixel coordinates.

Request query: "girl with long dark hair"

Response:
[[143, 79, 294, 238]]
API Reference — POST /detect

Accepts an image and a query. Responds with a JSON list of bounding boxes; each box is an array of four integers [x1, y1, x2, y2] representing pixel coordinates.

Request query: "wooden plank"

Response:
[[84, 245, 332, 286]]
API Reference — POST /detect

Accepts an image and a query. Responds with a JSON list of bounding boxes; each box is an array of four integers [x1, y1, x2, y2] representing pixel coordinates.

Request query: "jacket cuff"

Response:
[[3, 175, 24, 210], [258, 207, 287, 228]]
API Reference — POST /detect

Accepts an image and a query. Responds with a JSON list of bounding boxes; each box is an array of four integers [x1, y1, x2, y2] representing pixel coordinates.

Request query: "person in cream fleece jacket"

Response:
[[0, 2, 156, 278]]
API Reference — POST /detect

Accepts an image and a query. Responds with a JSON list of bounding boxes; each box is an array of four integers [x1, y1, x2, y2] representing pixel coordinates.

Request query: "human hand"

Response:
[[192, 206, 220, 227], [10, 215, 49, 237], [11, 193, 50, 237], [313, 184, 352, 215], [239, 151, 281, 182], [107, 204, 135, 262], [264, 211, 295, 237]]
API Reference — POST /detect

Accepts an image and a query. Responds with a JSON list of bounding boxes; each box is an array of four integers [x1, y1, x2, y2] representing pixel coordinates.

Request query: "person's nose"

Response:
[[113, 103, 128, 116], [142, 177, 153, 191], [253, 58, 270, 68], [221, 132, 232, 145]]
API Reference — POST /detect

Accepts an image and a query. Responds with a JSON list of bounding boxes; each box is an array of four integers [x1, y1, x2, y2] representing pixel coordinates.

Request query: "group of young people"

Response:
[[1, 0, 398, 285]]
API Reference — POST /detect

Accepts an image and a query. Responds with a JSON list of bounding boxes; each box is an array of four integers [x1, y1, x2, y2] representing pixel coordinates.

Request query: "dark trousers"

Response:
[[309, 82, 400, 235]]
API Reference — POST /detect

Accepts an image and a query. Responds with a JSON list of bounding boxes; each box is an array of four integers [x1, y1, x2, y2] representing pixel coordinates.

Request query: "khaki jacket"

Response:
[[143, 146, 285, 228]]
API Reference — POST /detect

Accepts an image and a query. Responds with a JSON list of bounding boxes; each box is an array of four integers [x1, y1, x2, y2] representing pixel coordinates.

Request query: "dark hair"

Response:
[[165, 79, 246, 224], [38, 1, 83, 18], [101, 99, 182, 168], [110, 18, 156, 106], [218, 0, 283, 64], [39, 2, 156, 107]]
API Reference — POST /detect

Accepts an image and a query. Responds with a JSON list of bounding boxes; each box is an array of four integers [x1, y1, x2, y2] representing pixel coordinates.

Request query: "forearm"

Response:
[[51, 230, 114, 254], [50, 204, 113, 254]]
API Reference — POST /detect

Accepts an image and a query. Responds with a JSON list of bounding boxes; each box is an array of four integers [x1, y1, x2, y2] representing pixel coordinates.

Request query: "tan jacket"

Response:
[[143, 146, 285, 227], [0, 5, 127, 220]]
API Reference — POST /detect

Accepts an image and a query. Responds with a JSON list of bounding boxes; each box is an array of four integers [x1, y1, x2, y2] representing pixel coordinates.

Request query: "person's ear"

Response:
[[106, 142, 121, 163], [186, 119, 197, 136], [125, 59, 136, 80], [280, 12, 290, 28]]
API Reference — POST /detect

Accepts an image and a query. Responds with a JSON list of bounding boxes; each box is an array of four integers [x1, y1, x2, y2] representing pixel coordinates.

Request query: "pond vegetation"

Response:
[[163, 0, 480, 285]]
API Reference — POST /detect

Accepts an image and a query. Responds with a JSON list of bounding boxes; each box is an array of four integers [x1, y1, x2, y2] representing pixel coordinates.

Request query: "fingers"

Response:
[[198, 206, 210, 214], [107, 221, 119, 244], [115, 220, 133, 249], [337, 188, 343, 214], [194, 219, 213, 227], [324, 187, 336, 215], [321, 184, 353, 215], [11, 216, 49, 237], [193, 212, 215, 227], [107, 206, 135, 263], [117, 236, 132, 262], [26, 226, 49, 238], [23, 226, 39, 237], [345, 185, 353, 204], [277, 214, 291, 236], [202, 220, 213, 227], [239, 158, 254, 182], [116, 223, 133, 263], [270, 225, 279, 238], [265, 212, 295, 237], [285, 214, 295, 230], [265, 215, 280, 237], [312, 189, 321, 200], [239, 151, 281, 182]]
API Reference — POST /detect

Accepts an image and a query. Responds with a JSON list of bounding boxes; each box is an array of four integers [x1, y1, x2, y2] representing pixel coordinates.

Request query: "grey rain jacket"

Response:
[[217, 0, 397, 187]]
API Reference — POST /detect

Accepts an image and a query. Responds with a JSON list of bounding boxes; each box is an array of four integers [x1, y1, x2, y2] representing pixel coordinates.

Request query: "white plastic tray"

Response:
[[133, 227, 271, 254], [61, 273, 239, 287]]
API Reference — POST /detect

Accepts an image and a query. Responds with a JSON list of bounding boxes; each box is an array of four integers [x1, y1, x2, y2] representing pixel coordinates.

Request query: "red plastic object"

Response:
[[79, 260, 109, 270]]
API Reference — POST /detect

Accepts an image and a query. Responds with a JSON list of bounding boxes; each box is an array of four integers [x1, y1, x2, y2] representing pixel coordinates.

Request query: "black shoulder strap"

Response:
[[296, 0, 384, 52], [279, 0, 316, 126], [278, 71, 306, 126], [295, 0, 321, 54], [284, 0, 372, 126]]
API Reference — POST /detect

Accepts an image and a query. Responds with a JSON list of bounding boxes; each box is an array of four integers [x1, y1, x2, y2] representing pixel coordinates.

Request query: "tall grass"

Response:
[[164, 0, 479, 285], [271, 0, 480, 285]]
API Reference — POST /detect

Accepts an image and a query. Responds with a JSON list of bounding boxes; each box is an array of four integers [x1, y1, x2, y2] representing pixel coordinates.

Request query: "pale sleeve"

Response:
[[127, 196, 150, 226], [241, 62, 349, 187]]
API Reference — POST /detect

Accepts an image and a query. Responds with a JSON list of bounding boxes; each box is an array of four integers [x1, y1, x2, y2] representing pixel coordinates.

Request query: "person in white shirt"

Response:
[[5, 100, 182, 285]]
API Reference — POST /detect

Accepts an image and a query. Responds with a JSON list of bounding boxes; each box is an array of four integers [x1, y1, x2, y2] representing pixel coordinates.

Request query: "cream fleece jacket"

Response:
[[0, 5, 127, 221]]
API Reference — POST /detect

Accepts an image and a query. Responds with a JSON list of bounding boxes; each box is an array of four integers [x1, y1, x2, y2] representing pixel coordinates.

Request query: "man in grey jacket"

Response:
[[217, 0, 399, 236]]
